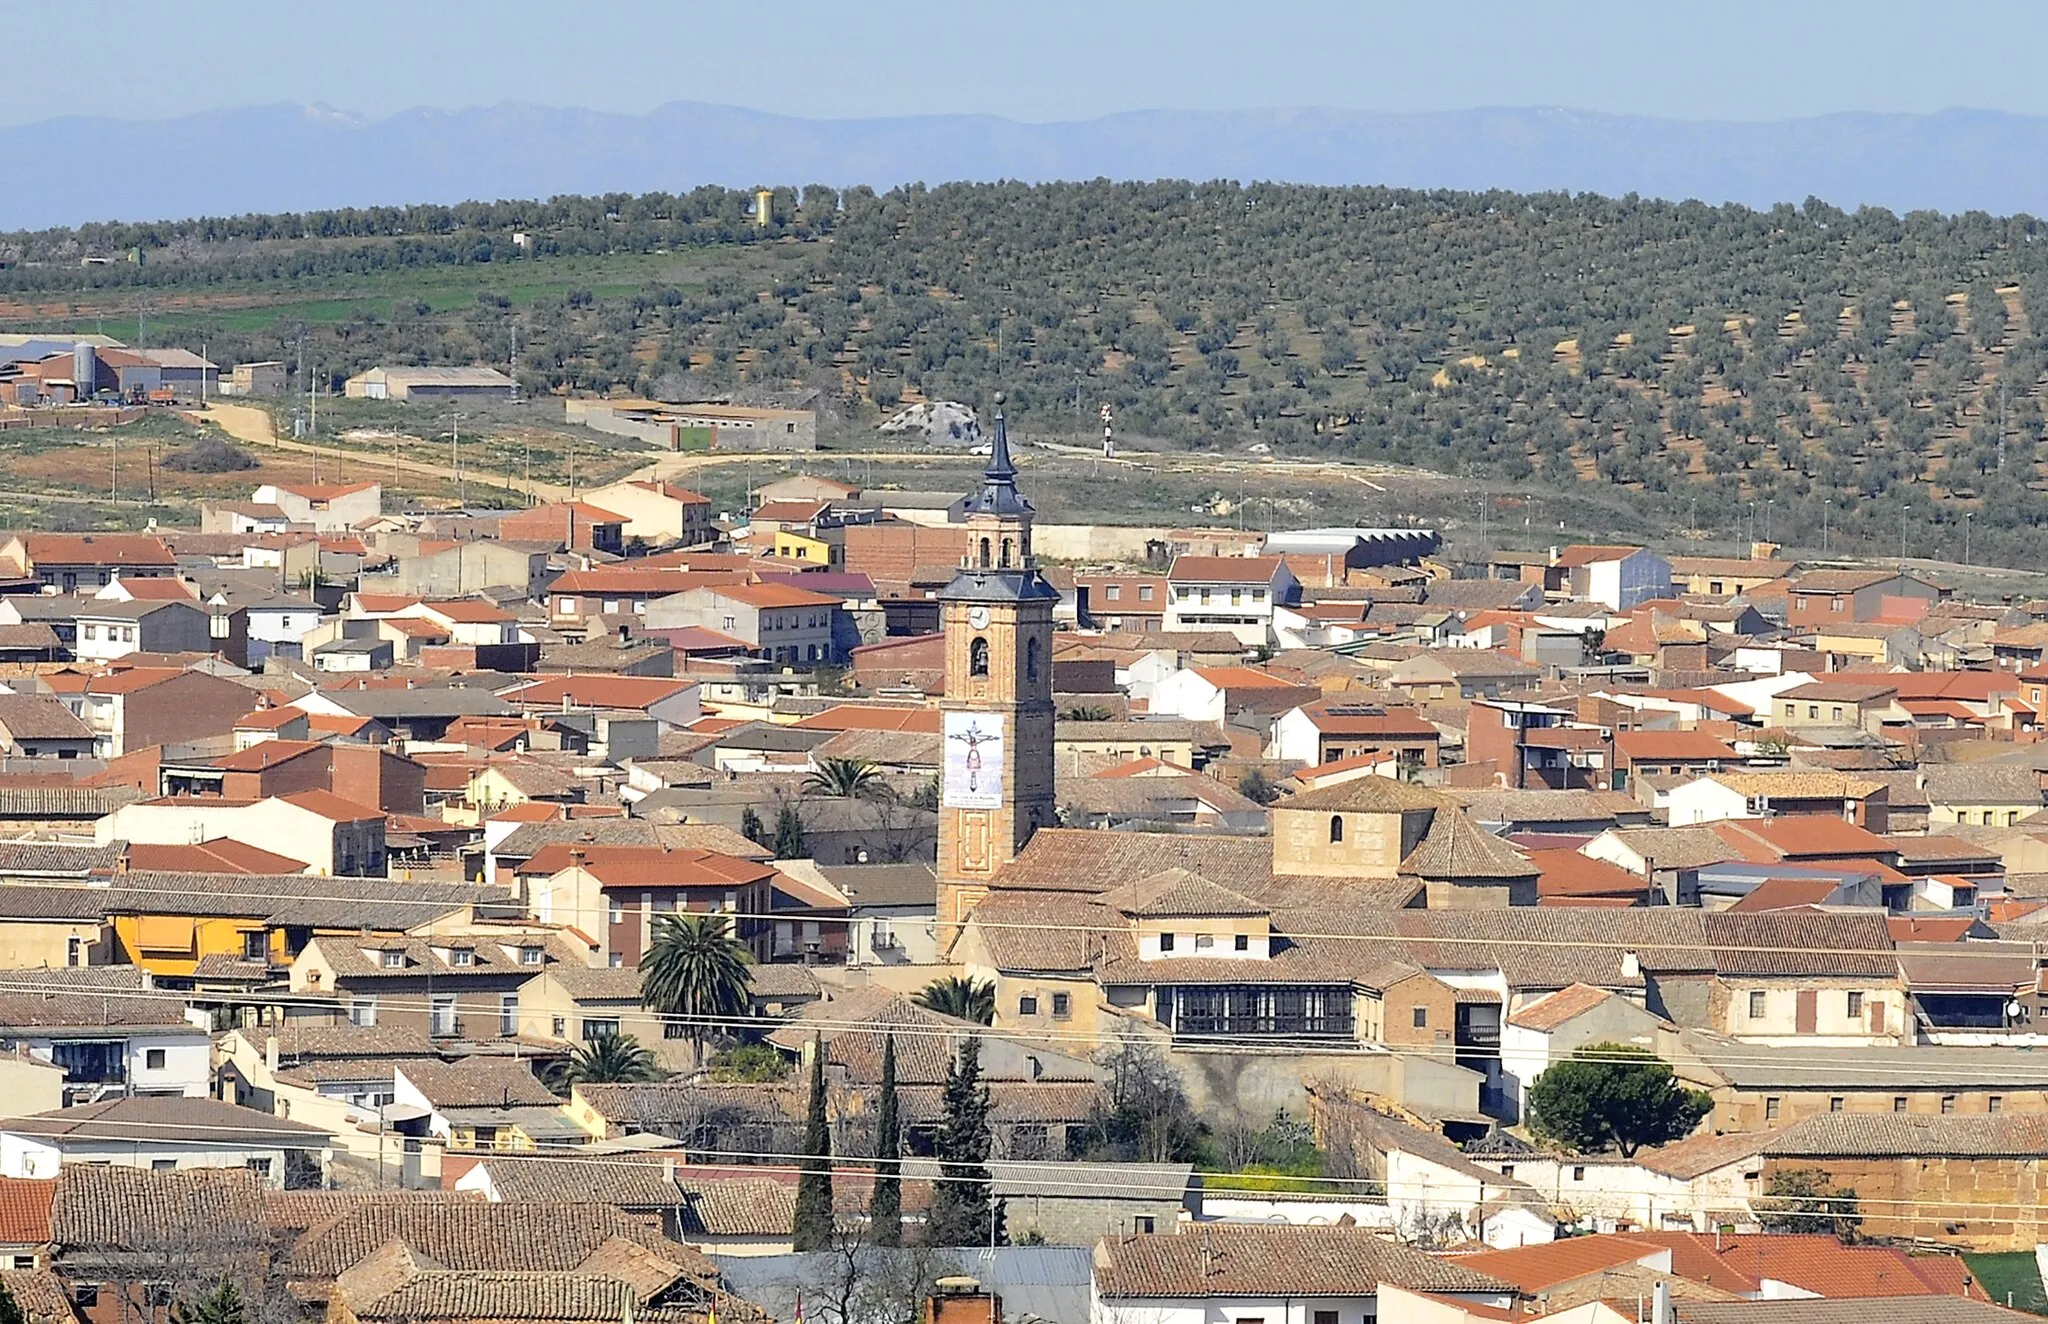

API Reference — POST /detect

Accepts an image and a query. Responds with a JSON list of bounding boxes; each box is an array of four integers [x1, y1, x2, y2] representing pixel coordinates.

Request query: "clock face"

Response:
[[967, 606, 991, 630]]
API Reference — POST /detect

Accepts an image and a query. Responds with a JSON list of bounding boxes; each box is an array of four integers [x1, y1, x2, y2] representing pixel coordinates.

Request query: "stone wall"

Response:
[[1762, 1154, 2048, 1250]]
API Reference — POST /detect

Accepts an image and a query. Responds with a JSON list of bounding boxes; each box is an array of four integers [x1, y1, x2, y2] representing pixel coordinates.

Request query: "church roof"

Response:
[[960, 393, 1033, 519]]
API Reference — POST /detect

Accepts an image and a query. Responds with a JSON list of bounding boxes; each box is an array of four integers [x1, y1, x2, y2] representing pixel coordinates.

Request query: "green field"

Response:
[[1966, 1253, 2047, 1314]]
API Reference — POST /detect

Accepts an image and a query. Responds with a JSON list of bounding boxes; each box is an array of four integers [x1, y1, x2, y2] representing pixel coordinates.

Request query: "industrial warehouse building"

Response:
[[343, 366, 517, 401]]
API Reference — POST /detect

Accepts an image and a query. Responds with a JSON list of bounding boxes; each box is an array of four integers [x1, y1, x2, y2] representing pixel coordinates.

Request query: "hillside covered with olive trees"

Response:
[[10, 181, 2048, 561]]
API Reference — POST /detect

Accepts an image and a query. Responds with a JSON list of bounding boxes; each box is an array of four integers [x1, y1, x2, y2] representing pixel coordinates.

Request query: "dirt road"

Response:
[[199, 402, 579, 503]]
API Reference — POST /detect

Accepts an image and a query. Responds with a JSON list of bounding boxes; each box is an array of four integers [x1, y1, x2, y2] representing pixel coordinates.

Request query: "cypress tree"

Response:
[[792, 1034, 833, 1250], [869, 1034, 902, 1246], [773, 803, 808, 860], [927, 1034, 1003, 1246], [739, 805, 767, 848]]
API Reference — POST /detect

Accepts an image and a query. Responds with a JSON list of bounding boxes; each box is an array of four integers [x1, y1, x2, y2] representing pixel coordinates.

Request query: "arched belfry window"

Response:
[[970, 637, 990, 677], [1001, 538, 1014, 568], [1025, 637, 1041, 682], [1329, 815, 1345, 844], [978, 538, 991, 569]]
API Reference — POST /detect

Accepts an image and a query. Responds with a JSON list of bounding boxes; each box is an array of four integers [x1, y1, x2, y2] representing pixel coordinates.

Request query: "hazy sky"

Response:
[[7, 0, 2044, 128]]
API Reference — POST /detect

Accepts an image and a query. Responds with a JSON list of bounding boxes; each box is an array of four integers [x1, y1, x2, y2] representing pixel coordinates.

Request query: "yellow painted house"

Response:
[[772, 529, 836, 567], [74, 871, 502, 978]]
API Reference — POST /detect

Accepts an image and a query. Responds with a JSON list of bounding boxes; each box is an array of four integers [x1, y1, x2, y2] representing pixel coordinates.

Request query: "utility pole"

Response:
[[451, 411, 465, 508], [509, 320, 521, 404], [1963, 510, 1972, 567]]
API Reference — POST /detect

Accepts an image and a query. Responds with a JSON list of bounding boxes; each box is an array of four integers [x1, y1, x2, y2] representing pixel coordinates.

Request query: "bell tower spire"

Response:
[[936, 392, 1058, 945]]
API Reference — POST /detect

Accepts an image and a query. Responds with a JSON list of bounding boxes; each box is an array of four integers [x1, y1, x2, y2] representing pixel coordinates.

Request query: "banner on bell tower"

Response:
[[942, 712, 1007, 810]]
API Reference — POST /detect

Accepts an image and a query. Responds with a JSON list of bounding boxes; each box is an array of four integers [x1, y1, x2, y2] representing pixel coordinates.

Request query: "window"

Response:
[[71, 1287, 98, 1309], [381, 949, 405, 968], [7, 1257, 31, 1271], [1138, 585, 1154, 602], [242, 931, 267, 960], [1136, 1216, 1158, 1235], [1573, 1166, 1587, 1182], [1847, 991, 1864, 1018], [145, 1048, 166, 1071], [1026, 636, 1041, 682], [1764, 1097, 1781, 1122], [1234, 934, 1249, 952], [583, 1017, 621, 1041], [609, 900, 623, 925], [1329, 815, 1345, 844], [500, 993, 519, 1036], [151, 1159, 177, 1171], [66, 936, 81, 968], [1990, 1095, 2005, 1114], [1831, 706, 1844, 722], [552, 1016, 567, 1037], [1158, 933, 1175, 953], [1748, 991, 1766, 1019], [969, 636, 990, 677], [349, 997, 377, 1028], [1941, 1095, 1957, 1114], [1313, 1313, 1338, 1324], [245, 1157, 272, 1178], [1051, 992, 1071, 1019], [430, 994, 457, 1037], [1807, 704, 1819, 719], [1829, 1097, 1844, 1113], [1498, 1165, 1514, 1179], [1105, 584, 1121, 601], [520, 945, 545, 966], [722, 615, 736, 632], [1413, 1007, 1428, 1029], [1019, 995, 1039, 1016], [1194, 934, 1215, 952], [448, 948, 475, 967], [1830, 596, 1844, 612]]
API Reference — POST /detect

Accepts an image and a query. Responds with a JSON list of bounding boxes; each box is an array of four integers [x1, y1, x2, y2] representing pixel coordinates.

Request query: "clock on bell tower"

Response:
[[935, 393, 1058, 941]]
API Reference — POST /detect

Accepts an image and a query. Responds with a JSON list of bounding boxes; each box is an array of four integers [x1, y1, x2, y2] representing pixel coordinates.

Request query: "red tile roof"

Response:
[[419, 600, 515, 624], [1168, 554, 1285, 584], [0, 1177, 53, 1244], [1724, 877, 1842, 912], [213, 739, 324, 772], [277, 789, 384, 822], [1714, 816, 1893, 860], [124, 839, 310, 874], [1614, 730, 1740, 762], [790, 706, 940, 734], [517, 843, 777, 889], [1529, 848, 1652, 901], [502, 675, 696, 711]]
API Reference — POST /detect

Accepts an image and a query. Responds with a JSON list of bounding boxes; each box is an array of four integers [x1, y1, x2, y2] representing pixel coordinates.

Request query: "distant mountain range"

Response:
[[13, 100, 2048, 230]]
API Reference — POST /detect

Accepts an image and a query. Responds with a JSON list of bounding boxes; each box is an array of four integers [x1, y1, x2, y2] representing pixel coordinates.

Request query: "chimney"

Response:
[[264, 1035, 280, 1073], [662, 1156, 678, 1184], [1621, 949, 1641, 979], [1652, 1281, 1672, 1324], [1549, 545, 1561, 567]]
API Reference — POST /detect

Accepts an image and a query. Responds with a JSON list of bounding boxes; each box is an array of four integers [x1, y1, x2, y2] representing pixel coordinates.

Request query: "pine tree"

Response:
[[773, 803, 808, 860], [791, 1034, 834, 1251], [739, 805, 767, 848], [869, 1034, 902, 1247], [0, 1278, 26, 1324], [927, 1034, 1004, 1246], [175, 1282, 247, 1324]]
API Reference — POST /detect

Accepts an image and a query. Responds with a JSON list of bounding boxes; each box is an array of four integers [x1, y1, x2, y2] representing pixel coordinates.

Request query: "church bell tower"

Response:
[[936, 393, 1058, 940]]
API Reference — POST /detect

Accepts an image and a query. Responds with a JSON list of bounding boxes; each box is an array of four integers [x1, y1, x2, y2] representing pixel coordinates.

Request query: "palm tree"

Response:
[[804, 756, 890, 800], [642, 913, 756, 1070], [559, 1032, 664, 1086], [915, 975, 995, 1025]]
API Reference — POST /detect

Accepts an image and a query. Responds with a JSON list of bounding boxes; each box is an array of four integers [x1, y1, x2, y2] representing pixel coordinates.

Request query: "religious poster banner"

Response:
[[942, 711, 1006, 810]]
